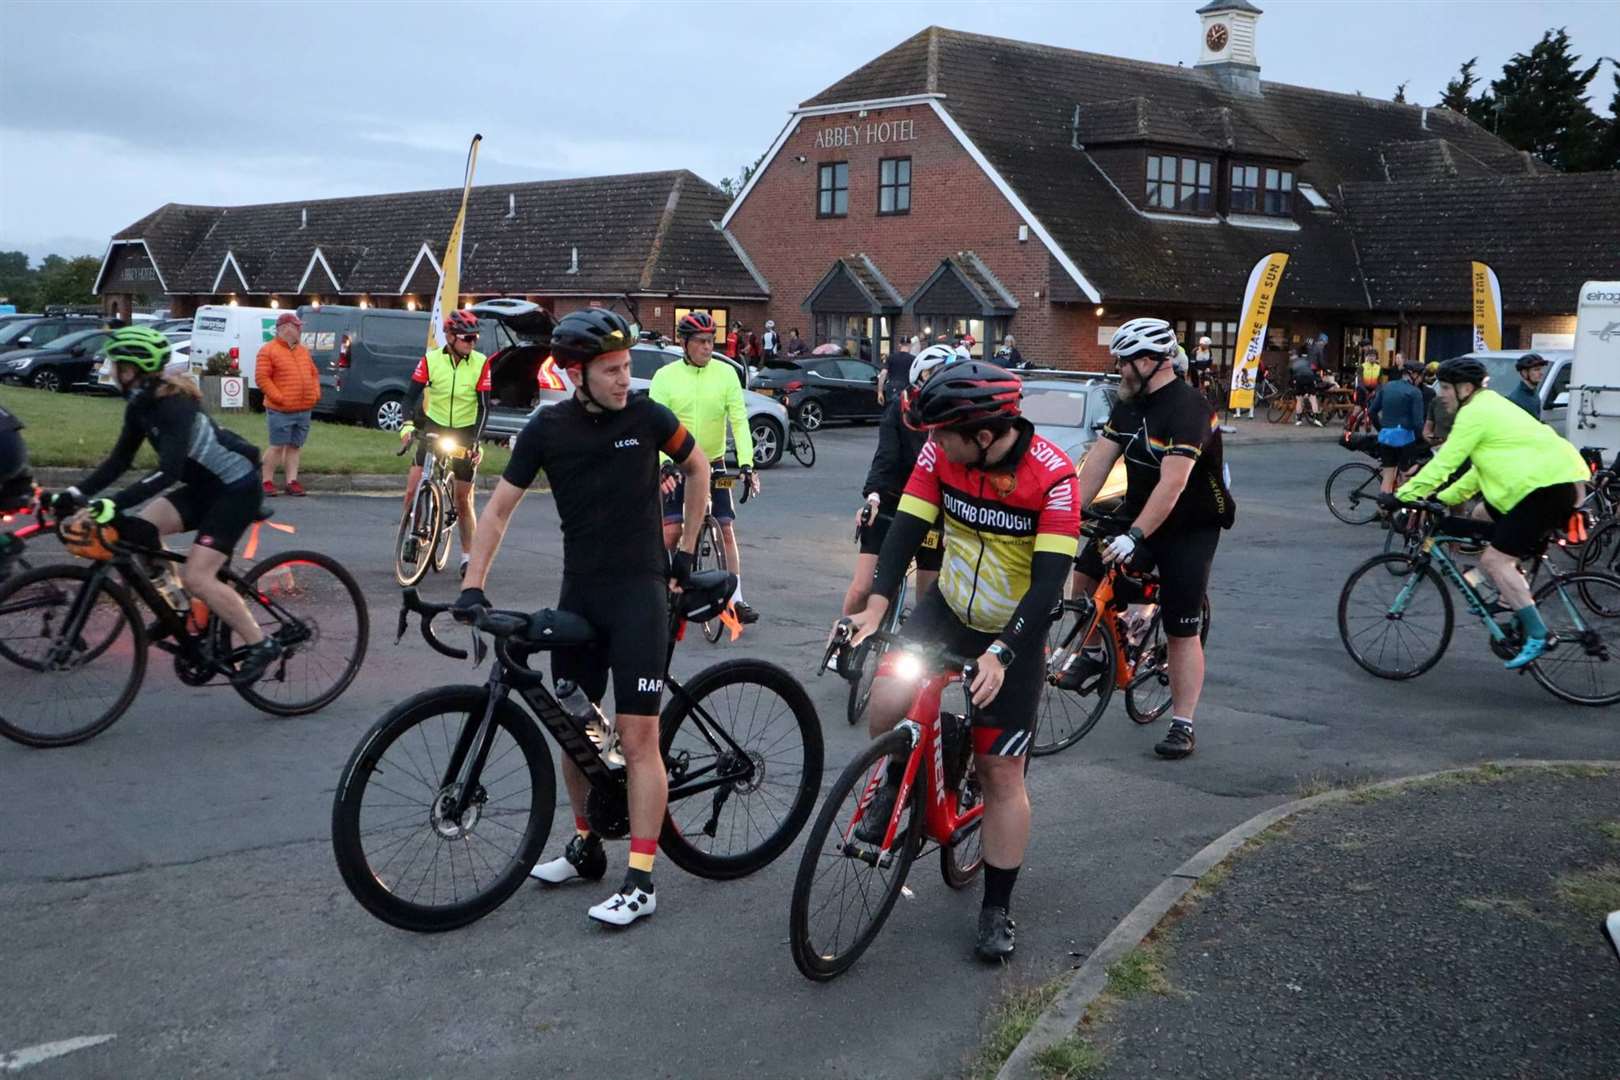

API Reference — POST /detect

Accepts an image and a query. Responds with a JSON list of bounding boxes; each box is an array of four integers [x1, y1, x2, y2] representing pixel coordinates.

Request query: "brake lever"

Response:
[[394, 601, 410, 645]]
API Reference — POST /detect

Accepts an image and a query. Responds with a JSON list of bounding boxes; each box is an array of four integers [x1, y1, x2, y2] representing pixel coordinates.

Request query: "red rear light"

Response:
[[337, 334, 352, 369], [783, 380, 804, 393], [537, 357, 568, 392]]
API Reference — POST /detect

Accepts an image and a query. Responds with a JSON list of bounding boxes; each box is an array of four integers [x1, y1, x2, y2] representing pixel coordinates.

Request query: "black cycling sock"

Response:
[[983, 862, 1020, 911], [623, 867, 654, 894]]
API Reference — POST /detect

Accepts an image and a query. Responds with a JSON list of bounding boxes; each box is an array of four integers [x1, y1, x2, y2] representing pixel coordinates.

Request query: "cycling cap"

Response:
[[677, 311, 716, 338], [103, 325, 171, 374], [1109, 318, 1178, 360], [1515, 352, 1548, 371], [550, 309, 635, 365], [1435, 357, 1488, 386], [444, 309, 479, 335], [908, 343, 957, 386], [905, 360, 1022, 431]]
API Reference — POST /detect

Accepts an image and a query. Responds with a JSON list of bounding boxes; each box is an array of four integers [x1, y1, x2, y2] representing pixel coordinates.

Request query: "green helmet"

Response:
[[104, 325, 171, 373]]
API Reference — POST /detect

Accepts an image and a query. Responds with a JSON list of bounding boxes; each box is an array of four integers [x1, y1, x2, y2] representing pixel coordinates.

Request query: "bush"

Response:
[[202, 351, 239, 376]]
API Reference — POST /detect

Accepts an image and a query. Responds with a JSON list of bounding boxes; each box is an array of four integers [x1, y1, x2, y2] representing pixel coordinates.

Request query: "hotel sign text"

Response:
[[812, 118, 917, 149]]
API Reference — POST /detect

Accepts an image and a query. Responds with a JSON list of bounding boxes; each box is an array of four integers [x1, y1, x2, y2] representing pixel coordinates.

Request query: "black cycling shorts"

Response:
[[1376, 440, 1424, 471], [0, 427, 31, 511], [663, 470, 735, 524], [166, 479, 262, 554], [413, 423, 478, 483], [1484, 482, 1577, 560], [858, 511, 944, 571], [1292, 377, 1319, 395], [1075, 525, 1219, 638], [880, 586, 1043, 755], [553, 573, 670, 716]]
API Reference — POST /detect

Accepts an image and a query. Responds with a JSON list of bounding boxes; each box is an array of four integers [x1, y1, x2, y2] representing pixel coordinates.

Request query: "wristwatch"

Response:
[[986, 642, 1016, 667]]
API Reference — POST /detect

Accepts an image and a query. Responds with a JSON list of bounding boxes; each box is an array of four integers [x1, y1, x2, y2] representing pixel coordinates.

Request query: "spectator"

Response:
[[255, 312, 320, 496], [878, 336, 915, 405], [1189, 336, 1214, 389], [761, 320, 780, 360], [785, 327, 809, 357], [1506, 352, 1547, 418], [746, 328, 762, 366], [725, 324, 741, 359], [994, 334, 1026, 368]]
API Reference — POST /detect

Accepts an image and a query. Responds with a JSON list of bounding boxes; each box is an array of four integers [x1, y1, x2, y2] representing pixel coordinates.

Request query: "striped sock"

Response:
[[575, 815, 592, 839], [626, 837, 656, 892]]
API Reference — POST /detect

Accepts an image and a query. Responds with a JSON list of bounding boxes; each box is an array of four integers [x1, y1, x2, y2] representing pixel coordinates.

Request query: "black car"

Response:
[[0, 315, 101, 355], [750, 355, 881, 430], [0, 327, 117, 392]]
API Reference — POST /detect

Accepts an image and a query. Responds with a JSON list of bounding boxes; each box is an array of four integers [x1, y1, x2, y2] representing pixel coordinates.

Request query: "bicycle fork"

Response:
[[844, 720, 921, 866], [440, 673, 511, 828]]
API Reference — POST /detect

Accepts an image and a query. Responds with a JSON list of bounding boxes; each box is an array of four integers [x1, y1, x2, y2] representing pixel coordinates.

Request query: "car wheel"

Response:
[[372, 393, 407, 431], [30, 369, 62, 393], [797, 400, 825, 431], [750, 417, 783, 469]]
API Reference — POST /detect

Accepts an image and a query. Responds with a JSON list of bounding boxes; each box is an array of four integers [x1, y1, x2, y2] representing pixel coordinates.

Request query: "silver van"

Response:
[[1457, 349, 1573, 429]]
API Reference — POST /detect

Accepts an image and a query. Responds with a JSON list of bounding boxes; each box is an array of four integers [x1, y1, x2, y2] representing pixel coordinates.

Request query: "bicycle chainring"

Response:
[[173, 649, 216, 686], [586, 777, 631, 839]]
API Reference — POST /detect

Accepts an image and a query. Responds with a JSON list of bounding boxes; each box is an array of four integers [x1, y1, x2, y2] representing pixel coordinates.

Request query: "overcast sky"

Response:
[[1, 0, 1614, 264]]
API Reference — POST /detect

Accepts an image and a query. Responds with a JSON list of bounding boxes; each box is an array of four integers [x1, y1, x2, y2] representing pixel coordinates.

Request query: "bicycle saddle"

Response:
[[522, 608, 598, 646], [679, 570, 737, 622]]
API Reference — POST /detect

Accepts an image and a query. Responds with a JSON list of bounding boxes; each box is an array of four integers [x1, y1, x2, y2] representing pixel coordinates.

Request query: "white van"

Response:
[[189, 305, 281, 404], [1567, 281, 1620, 460]]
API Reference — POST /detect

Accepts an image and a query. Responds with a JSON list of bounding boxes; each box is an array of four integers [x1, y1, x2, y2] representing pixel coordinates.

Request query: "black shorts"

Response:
[[1075, 525, 1219, 638], [413, 423, 478, 483], [166, 479, 262, 554], [663, 470, 735, 524], [858, 511, 944, 571], [883, 587, 1044, 755], [553, 573, 670, 716], [1292, 377, 1318, 395], [1376, 440, 1424, 470], [1484, 483, 1577, 560]]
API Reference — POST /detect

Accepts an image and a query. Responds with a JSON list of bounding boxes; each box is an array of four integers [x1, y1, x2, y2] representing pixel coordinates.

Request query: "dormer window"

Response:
[[1231, 164, 1294, 215], [1146, 153, 1214, 213]]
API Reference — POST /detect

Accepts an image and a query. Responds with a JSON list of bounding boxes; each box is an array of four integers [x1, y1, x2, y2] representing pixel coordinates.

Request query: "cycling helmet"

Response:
[[905, 360, 1022, 431], [550, 308, 636, 366], [677, 311, 716, 338], [1515, 351, 1548, 371], [103, 325, 171, 374], [1403, 360, 1427, 375], [1435, 357, 1488, 387], [1198, 336, 1213, 347], [444, 309, 479, 336], [908, 344, 957, 387], [1109, 317, 1178, 361]]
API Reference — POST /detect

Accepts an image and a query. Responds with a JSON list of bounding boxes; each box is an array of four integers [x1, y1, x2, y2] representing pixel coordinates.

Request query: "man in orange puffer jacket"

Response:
[[255, 313, 321, 496]]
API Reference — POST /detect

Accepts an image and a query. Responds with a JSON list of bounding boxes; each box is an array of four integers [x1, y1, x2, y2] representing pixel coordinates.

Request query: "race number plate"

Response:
[[714, 475, 736, 490], [922, 529, 941, 549]]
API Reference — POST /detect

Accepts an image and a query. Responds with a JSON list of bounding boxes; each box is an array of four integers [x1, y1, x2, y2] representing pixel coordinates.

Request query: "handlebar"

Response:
[[395, 429, 474, 460], [397, 586, 528, 664], [820, 618, 977, 682]]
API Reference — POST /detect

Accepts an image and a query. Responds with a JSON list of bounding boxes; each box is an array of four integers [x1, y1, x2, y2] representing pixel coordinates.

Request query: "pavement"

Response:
[[4, 426, 1617, 1079], [1054, 764, 1620, 1079]]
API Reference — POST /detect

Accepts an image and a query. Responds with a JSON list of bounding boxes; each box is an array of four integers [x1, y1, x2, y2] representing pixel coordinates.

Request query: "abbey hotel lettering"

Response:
[[811, 118, 917, 150]]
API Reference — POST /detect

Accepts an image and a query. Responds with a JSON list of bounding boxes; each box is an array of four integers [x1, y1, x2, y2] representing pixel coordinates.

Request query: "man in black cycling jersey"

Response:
[[0, 402, 32, 514], [455, 308, 709, 929], [1067, 318, 1234, 760]]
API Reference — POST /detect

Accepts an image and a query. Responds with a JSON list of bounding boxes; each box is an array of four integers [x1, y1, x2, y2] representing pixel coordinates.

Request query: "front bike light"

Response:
[[437, 437, 461, 455], [892, 650, 925, 683]]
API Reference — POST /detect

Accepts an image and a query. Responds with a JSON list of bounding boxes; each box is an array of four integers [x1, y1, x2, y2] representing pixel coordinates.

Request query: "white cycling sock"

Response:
[[732, 580, 745, 605], [1172, 714, 1194, 727]]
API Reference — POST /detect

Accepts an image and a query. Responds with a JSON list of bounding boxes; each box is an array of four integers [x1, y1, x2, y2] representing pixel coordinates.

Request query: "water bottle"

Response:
[[153, 565, 188, 614], [1123, 604, 1156, 650], [1462, 568, 1501, 611], [555, 679, 600, 725]]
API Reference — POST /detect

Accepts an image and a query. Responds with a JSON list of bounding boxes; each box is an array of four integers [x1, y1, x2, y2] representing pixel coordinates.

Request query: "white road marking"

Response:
[[1, 1035, 116, 1072]]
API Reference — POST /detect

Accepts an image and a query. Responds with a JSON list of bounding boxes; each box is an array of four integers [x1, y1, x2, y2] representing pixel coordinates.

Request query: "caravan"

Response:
[[1567, 281, 1620, 463]]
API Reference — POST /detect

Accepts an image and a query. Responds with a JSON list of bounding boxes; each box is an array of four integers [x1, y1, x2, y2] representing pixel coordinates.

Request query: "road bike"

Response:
[[788, 623, 984, 980], [788, 418, 816, 467], [1034, 514, 1210, 756], [843, 509, 942, 726], [1325, 434, 1430, 526], [394, 429, 473, 587], [0, 508, 369, 747], [689, 464, 754, 643], [1337, 498, 1620, 706], [332, 572, 823, 933], [1266, 388, 1296, 424]]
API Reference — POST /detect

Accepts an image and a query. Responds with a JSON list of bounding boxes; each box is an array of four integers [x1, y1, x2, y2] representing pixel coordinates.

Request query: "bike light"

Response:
[[893, 651, 924, 682], [438, 437, 461, 454]]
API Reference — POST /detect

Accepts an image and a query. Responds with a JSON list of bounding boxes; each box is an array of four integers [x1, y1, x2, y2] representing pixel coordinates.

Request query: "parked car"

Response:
[[0, 327, 117, 392], [0, 314, 101, 354], [0, 313, 41, 329], [749, 355, 882, 430], [1452, 349, 1574, 431], [1018, 374, 1129, 504]]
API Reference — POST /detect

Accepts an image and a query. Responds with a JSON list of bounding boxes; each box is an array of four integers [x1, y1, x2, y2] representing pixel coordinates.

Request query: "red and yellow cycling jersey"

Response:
[[898, 421, 1080, 633]]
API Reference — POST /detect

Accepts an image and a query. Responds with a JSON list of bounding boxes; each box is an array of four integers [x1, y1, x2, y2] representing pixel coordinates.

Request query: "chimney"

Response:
[[1194, 0, 1263, 96]]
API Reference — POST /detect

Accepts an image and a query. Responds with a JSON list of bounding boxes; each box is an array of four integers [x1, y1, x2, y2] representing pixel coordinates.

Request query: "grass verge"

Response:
[[963, 976, 1070, 1080], [1554, 862, 1620, 919], [1031, 1035, 1104, 1079]]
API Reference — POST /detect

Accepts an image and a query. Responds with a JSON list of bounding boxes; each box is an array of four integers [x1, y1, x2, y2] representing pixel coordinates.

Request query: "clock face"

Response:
[[1206, 23, 1229, 51]]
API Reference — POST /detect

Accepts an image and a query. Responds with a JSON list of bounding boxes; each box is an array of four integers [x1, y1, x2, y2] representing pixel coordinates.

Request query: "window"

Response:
[[1296, 182, 1330, 210], [1147, 154, 1213, 213], [1232, 164, 1294, 215], [914, 316, 1009, 359], [673, 306, 728, 346], [813, 313, 889, 361], [1173, 319, 1239, 374], [878, 157, 911, 215], [1263, 168, 1293, 215], [836, 359, 879, 383], [817, 162, 848, 218]]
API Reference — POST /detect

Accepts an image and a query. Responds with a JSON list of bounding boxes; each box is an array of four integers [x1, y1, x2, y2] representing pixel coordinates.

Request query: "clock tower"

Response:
[[1195, 0, 1262, 95]]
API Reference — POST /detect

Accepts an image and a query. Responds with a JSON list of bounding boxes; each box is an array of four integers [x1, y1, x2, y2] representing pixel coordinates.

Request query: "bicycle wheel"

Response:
[[789, 423, 816, 468], [845, 637, 884, 726], [331, 686, 556, 933], [1325, 462, 1382, 525], [939, 756, 984, 889], [394, 481, 441, 588], [223, 550, 370, 716], [789, 727, 922, 981], [694, 517, 728, 644], [1527, 572, 1620, 707], [1125, 595, 1211, 725], [1578, 518, 1620, 576], [1032, 600, 1115, 756], [1337, 554, 1454, 680], [658, 658, 824, 879], [1267, 392, 1292, 424], [0, 564, 146, 748], [432, 490, 454, 573]]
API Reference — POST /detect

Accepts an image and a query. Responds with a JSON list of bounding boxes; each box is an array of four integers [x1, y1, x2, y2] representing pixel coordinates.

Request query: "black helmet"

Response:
[[1515, 351, 1548, 371], [904, 360, 1022, 431], [1435, 357, 1488, 387], [550, 309, 635, 366], [1402, 360, 1426, 375]]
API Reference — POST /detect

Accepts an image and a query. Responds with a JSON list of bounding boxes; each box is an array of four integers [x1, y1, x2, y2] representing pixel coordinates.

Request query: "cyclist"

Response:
[[455, 309, 709, 928], [1369, 361, 1427, 495], [1066, 318, 1235, 760], [1393, 356, 1589, 669], [1290, 348, 1324, 426], [843, 359, 1079, 961], [399, 309, 490, 577], [842, 344, 955, 620], [0, 402, 32, 513], [48, 326, 280, 686], [652, 310, 760, 623], [1505, 352, 1547, 419]]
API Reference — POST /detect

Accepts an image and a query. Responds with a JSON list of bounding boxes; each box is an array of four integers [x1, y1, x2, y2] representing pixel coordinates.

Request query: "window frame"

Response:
[[816, 161, 849, 219], [1230, 162, 1295, 217], [877, 156, 911, 216], [673, 306, 729, 347], [1146, 152, 1214, 214]]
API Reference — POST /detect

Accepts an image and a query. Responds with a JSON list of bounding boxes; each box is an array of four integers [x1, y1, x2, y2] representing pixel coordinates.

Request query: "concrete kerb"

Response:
[[29, 467, 506, 495], [995, 758, 1620, 1080]]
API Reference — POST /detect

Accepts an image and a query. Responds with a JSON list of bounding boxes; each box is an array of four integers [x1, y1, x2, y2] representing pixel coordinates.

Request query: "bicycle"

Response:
[[1337, 498, 1620, 706], [788, 418, 816, 468], [843, 507, 942, 726], [788, 623, 984, 980], [1325, 434, 1431, 526], [690, 464, 754, 643], [0, 508, 369, 747], [1034, 514, 1211, 756], [1266, 388, 1296, 424], [331, 573, 823, 933], [394, 429, 474, 587]]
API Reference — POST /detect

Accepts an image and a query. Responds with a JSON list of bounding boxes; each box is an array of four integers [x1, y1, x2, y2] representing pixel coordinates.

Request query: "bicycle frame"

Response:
[[1397, 532, 1594, 646]]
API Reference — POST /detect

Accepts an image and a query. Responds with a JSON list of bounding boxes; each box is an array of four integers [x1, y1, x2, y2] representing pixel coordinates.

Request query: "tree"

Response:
[[1393, 81, 1408, 104], [1591, 70, 1620, 171], [718, 153, 766, 203], [1489, 28, 1602, 170], [37, 255, 101, 308], [1439, 57, 1495, 126]]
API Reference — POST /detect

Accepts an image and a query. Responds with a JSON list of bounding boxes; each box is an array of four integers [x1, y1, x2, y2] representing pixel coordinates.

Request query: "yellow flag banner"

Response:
[[426, 134, 483, 353], [1227, 252, 1290, 411], [1471, 261, 1502, 352]]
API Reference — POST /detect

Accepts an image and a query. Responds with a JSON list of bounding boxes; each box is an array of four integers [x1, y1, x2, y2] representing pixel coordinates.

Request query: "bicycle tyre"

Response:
[[939, 758, 984, 889], [432, 484, 454, 573], [1526, 571, 1620, 707], [845, 637, 884, 726], [226, 549, 370, 716], [0, 563, 147, 748], [1032, 600, 1115, 756], [1267, 392, 1292, 424], [695, 517, 728, 644], [1578, 517, 1620, 577], [394, 481, 441, 588], [1124, 594, 1211, 725], [789, 727, 922, 981], [657, 658, 824, 879], [789, 423, 816, 468], [1325, 462, 1381, 525], [1337, 554, 1454, 680], [331, 685, 556, 933]]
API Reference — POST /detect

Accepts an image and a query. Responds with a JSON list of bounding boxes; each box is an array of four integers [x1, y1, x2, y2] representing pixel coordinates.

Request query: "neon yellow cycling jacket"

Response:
[[1398, 388, 1587, 511], [649, 358, 753, 467]]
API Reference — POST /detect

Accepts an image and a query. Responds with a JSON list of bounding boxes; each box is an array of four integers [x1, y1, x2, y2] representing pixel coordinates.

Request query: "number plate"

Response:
[[922, 529, 941, 550], [714, 475, 736, 490]]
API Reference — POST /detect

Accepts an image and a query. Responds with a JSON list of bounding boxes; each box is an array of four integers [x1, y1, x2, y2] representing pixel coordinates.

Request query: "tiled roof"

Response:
[[803, 255, 904, 313], [1378, 138, 1498, 182], [106, 171, 764, 300], [1342, 172, 1620, 313]]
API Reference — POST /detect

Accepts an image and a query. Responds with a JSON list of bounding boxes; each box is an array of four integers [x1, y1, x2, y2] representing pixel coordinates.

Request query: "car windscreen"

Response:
[[1019, 386, 1089, 428]]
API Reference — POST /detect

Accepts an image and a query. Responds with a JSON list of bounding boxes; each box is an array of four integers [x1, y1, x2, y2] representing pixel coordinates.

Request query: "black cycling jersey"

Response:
[[502, 395, 696, 578], [79, 388, 259, 510], [1102, 378, 1234, 533], [0, 403, 21, 436], [862, 396, 928, 502]]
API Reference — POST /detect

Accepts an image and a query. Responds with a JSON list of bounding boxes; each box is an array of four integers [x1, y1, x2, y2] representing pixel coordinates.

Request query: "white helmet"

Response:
[[909, 343, 957, 386], [1109, 317, 1178, 360], [1198, 336, 1212, 346], [765, 319, 775, 329]]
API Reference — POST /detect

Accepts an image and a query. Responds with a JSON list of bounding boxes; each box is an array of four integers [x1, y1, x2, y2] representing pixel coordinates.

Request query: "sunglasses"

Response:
[[454, 333, 478, 342]]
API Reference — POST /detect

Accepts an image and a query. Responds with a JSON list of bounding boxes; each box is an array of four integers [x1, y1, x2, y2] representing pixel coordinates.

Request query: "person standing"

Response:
[[255, 312, 320, 497], [785, 327, 809, 357], [761, 320, 780, 361], [1189, 336, 1214, 389], [877, 334, 916, 406], [1506, 353, 1547, 418], [724, 323, 741, 360]]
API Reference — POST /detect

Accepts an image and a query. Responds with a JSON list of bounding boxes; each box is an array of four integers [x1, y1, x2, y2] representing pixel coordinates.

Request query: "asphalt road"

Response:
[[3, 426, 1615, 1079]]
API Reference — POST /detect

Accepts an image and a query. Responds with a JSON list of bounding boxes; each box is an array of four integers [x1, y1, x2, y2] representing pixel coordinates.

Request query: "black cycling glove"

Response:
[[453, 587, 489, 617], [668, 549, 694, 587]]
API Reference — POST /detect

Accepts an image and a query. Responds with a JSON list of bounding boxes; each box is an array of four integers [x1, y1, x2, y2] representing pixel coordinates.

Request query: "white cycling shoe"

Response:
[[588, 885, 656, 927], [530, 834, 606, 884]]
